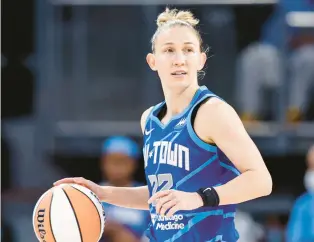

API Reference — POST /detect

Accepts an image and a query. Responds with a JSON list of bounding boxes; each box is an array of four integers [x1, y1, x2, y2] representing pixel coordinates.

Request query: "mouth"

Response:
[[171, 71, 187, 76]]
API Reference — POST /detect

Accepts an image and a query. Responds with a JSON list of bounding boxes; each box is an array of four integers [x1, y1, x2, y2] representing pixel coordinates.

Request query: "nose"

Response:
[[173, 52, 186, 67]]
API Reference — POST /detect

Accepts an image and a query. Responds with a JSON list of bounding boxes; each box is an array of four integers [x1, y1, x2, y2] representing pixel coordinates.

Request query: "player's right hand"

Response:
[[54, 177, 104, 200]]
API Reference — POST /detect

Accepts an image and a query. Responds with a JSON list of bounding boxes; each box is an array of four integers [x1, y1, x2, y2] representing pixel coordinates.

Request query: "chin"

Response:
[[173, 75, 193, 85], [169, 80, 189, 87], [160, 74, 194, 91]]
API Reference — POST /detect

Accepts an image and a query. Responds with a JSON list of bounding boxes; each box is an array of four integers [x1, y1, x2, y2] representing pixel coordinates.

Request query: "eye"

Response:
[[164, 48, 174, 53], [185, 48, 194, 53]]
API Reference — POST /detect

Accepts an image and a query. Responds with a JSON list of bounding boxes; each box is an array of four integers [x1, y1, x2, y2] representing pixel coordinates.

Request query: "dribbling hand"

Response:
[[148, 190, 204, 217], [53, 177, 104, 200]]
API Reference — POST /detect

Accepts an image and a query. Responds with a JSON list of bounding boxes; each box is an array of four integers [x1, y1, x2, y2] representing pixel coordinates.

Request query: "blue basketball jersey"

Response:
[[143, 86, 240, 242]]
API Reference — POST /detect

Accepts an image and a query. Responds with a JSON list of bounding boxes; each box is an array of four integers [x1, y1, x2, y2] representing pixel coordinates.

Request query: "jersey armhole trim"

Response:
[[144, 102, 163, 129], [219, 161, 241, 176], [187, 94, 218, 153]]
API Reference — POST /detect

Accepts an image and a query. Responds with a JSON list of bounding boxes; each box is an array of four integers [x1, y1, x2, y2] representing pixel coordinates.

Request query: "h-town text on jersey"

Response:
[[143, 141, 190, 171]]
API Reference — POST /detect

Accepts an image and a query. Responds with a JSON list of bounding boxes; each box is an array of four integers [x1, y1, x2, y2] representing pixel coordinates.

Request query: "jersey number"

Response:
[[148, 173, 173, 204]]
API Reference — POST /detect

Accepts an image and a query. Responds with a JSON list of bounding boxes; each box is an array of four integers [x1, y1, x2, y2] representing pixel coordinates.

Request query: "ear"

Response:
[[198, 52, 207, 71], [146, 53, 157, 71]]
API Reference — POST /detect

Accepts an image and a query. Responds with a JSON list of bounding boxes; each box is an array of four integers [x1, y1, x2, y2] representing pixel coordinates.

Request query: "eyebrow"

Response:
[[162, 42, 196, 46]]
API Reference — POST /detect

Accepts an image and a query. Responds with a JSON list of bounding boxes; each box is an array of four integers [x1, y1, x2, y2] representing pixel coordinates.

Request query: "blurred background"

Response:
[[1, 0, 314, 241]]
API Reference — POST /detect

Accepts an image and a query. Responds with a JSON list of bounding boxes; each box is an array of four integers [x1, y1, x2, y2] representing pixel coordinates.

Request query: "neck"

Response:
[[163, 83, 200, 116]]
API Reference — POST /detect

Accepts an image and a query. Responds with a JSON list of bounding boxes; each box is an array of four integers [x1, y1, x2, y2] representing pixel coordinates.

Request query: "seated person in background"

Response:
[[237, 0, 314, 122], [234, 210, 265, 242], [286, 145, 314, 242], [99, 136, 150, 242]]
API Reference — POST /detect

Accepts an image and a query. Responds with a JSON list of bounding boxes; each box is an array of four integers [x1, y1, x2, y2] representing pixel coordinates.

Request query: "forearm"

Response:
[[100, 185, 150, 210], [215, 170, 272, 205]]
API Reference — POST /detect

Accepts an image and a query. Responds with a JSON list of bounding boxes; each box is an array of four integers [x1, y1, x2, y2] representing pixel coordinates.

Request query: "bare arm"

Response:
[[195, 98, 272, 205], [101, 186, 149, 210], [148, 100, 272, 216], [54, 107, 154, 210], [100, 107, 154, 209]]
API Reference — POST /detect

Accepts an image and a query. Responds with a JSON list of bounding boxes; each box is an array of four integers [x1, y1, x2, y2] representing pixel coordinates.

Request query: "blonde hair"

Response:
[[151, 8, 203, 53]]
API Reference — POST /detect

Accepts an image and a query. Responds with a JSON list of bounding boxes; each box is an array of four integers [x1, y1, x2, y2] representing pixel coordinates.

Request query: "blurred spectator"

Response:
[[286, 145, 314, 242], [264, 215, 285, 242], [235, 210, 265, 242], [99, 136, 150, 242], [237, 0, 314, 122]]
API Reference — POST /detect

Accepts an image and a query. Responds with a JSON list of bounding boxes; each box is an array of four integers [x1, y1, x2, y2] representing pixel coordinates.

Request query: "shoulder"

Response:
[[197, 97, 241, 127], [193, 97, 244, 142], [140, 106, 154, 134]]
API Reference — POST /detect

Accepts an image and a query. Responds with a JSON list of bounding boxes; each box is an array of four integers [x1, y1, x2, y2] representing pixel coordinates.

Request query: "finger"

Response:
[[53, 178, 76, 186], [155, 194, 172, 214], [73, 177, 87, 184], [165, 204, 180, 218], [73, 177, 92, 189], [159, 199, 177, 216], [148, 190, 171, 204], [54, 177, 86, 186]]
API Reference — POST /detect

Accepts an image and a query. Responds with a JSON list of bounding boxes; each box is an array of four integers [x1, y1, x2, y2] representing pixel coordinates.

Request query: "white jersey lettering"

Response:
[[144, 141, 190, 171]]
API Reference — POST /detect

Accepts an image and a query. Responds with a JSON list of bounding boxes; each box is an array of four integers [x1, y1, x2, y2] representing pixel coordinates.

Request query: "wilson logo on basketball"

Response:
[[33, 185, 106, 242], [90, 191, 106, 220], [37, 209, 47, 242]]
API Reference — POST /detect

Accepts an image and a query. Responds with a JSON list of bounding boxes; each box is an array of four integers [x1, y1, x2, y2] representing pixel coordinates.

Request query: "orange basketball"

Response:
[[33, 184, 105, 242]]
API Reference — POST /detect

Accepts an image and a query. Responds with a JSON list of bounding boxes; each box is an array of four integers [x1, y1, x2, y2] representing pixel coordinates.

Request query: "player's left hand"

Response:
[[148, 190, 203, 217]]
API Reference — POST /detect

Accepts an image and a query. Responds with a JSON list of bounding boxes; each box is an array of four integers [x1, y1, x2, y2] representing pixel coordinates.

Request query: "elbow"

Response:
[[261, 171, 273, 196], [252, 169, 272, 197]]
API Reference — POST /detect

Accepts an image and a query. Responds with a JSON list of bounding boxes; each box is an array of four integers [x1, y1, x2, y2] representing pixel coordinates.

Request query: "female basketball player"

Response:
[[54, 8, 272, 241]]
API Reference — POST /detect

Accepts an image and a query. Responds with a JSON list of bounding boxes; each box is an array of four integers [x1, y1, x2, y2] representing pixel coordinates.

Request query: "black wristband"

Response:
[[196, 187, 220, 207]]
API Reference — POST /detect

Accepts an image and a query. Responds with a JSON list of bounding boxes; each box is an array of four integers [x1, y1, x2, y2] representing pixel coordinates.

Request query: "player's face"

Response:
[[147, 26, 206, 89], [101, 153, 136, 185]]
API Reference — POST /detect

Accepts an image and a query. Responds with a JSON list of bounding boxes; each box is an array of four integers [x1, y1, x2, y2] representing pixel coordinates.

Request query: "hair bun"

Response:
[[156, 8, 199, 28]]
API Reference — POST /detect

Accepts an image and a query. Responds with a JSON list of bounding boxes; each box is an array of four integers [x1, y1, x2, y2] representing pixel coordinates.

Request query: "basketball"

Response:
[[32, 184, 105, 242]]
